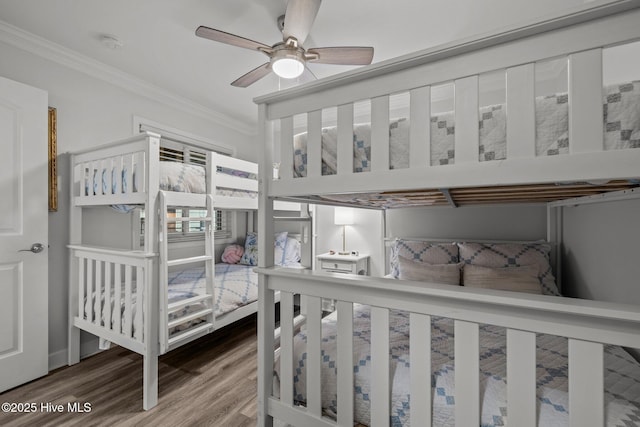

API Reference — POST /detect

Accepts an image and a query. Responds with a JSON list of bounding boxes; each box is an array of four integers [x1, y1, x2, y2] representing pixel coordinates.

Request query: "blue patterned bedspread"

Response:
[[276, 304, 640, 426], [167, 263, 258, 317]]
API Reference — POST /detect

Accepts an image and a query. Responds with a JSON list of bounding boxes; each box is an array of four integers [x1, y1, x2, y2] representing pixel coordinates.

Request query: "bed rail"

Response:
[[257, 267, 640, 427], [72, 132, 160, 206], [68, 245, 157, 353], [211, 152, 259, 210], [256, 4, 640, 204]]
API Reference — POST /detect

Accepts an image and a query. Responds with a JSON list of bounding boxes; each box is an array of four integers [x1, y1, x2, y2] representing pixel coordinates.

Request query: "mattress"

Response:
[[293, 81, 640, 176], [85, 263, 258, 338], [274, 304, 640, 426]]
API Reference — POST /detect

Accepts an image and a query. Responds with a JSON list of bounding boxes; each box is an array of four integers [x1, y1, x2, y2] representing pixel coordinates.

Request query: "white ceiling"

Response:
[[0, 0, 591, 132]]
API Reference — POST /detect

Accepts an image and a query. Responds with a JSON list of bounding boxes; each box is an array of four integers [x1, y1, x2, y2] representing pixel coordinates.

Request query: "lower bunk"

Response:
[[257, 242, 640, 427], [67, 244, 267, 410]]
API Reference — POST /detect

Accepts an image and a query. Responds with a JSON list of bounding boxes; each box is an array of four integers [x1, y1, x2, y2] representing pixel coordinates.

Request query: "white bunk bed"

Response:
[[67, 131, 263, 410], [255, 2, 640, 426]]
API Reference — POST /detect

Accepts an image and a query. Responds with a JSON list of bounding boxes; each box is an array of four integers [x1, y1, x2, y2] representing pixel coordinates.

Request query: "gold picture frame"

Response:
[[48, 107, 57, 212]]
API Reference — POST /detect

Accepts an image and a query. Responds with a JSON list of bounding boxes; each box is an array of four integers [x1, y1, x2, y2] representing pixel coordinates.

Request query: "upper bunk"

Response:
[[70, 132, 258, 210], [255, 0, 640, 209]]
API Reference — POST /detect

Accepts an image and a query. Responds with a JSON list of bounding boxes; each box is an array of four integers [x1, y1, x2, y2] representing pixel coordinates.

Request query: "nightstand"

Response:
[[316, 252, 369, 313], [316, 252, 369, 276]]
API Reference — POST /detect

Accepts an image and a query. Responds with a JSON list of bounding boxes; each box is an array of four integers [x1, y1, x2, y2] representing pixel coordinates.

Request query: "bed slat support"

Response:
[[336, 301, 354, 426], [280, 291, 295, 406], [410, 313, 432, 426], [569, 48, 604, 154], [569, 339, 604, 427], [454, 320, 480, 426], [371, 95, 390, 173], [371, 307, 390, 427], [306, 296, 323, 417], [507, 329, 536, 427], [409, 86, 431, 168]]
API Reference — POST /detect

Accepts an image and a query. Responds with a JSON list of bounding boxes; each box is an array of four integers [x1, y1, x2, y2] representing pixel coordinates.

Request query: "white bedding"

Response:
[[275, 304, 640, 426], [293, 81, 640, 176]]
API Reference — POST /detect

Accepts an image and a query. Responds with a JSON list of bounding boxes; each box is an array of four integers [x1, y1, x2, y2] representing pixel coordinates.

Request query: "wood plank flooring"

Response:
[[0, 315, 258, 427]]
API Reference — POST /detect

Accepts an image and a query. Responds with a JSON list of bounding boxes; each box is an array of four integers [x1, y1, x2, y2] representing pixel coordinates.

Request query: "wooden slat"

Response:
[[337, 103, 354, 177], [307, 110, 322, 179], [306, 296, 322, 417], [114, 263, 122, 334], [506, 63, 536, 159], [371, 306, 390, 427], [336, 301, 354, 427], [280, 116, 294, 181], [280, 291, 295, 405], [123, 155, 133, 195], [569, 49, 604, 154], [410, 313, 431, 426], [454, 75, 479, 164], [124, 265, 133, 338], [409, 86, 431, 168], [94, 260, 102, 326], [86, 259, 94, 324], [569, 339, 604, 427], [454, 320, 479, 426], [507, 329, 536, 427], [371, 95, 390, 173], [78, 257, 85, 320], [135, 266, 144, 341], [104, 261, 112, 331]]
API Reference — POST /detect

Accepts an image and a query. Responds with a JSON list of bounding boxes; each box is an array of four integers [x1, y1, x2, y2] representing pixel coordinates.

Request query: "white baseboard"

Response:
[[48, 339, 103, 371]]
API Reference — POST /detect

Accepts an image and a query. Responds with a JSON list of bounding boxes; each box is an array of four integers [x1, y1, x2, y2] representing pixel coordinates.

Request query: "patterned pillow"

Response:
[[390, 239, 459, 278], [397, 256, 462, 285], [462, 264, 542, 294], [457, 242, 560, 296], [239, 231, 288, 266]]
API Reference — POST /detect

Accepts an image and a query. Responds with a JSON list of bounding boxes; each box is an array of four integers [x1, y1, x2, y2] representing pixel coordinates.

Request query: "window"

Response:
[[133, 117, 237, 245]]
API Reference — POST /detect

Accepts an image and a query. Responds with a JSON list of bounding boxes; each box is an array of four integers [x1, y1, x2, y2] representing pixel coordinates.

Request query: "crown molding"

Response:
[[0, 19, 256, 136]]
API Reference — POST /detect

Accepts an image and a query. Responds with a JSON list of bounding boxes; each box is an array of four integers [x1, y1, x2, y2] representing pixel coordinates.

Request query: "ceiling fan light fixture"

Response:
[[272, 56, 305, 79]]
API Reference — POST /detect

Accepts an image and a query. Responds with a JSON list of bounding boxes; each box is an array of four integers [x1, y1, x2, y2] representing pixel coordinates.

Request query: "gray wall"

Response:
[[0, 41, 255, 369], [560, 198, 640, 305]]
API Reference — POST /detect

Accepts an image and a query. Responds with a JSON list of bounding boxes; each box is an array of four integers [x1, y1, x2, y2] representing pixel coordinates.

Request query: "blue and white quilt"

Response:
[[275, 304, 640, 426], [292, 81, 640, 176], [167, 263, 258, 318]]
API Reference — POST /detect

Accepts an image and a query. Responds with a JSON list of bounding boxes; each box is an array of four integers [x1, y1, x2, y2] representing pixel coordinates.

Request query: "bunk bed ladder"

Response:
[[158, 191, 216, 354]]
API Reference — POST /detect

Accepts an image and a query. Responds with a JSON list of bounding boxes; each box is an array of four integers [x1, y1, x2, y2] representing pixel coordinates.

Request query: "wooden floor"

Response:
[[0, 315, 258, 427]]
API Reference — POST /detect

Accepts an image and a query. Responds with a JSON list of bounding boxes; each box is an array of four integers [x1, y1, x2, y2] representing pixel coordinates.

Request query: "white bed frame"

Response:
[[255, 2, 640, 426], [67, 131, 261, 409]]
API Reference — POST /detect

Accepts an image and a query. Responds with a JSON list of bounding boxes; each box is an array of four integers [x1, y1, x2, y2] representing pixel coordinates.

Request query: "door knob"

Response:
[[18, 243, 45, 253]]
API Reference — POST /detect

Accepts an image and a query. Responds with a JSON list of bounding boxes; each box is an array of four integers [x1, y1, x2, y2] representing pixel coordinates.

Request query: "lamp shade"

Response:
[[334, 207, 354, 225]]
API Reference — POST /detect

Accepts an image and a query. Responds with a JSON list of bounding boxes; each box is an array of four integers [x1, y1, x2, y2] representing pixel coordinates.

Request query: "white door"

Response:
[[0, 76, 48, 391]]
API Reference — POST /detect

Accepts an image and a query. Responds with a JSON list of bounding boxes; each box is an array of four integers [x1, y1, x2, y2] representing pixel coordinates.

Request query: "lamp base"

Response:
[[338, 251, 350, 255]]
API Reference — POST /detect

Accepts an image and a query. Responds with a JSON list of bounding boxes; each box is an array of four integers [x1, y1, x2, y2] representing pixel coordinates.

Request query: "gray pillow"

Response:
[[462, 264, 542, 294], [397, 255, 462, 285]]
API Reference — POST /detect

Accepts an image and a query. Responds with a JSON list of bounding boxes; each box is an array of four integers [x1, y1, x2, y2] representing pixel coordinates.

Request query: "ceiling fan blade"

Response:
[[196, 26, 272, 53], [299, 66, 317, 83], [231, 62, 272, 87], [307, 46, 374, 65], [282, 0, 321, 44]]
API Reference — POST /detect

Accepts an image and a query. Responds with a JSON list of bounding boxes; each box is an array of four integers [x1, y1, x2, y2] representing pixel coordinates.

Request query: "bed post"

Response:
[[143, 133, 160, 410], [547, 203, 563, 293], [257, 103, 275, 427], [68, 153, 81, 366]]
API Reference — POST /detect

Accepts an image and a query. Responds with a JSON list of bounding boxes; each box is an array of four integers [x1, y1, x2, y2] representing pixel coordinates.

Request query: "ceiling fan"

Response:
[[195, 0, 374, 87]]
